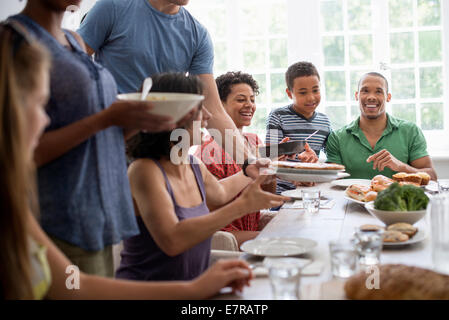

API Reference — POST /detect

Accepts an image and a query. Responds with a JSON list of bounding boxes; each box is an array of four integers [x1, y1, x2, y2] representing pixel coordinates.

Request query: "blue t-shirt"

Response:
[[11, 14, 138, 252], [78, 0, 214, 93]]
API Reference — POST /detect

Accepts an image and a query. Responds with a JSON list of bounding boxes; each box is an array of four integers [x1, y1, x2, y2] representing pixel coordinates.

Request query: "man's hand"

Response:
[[366, 149, 404, 172]]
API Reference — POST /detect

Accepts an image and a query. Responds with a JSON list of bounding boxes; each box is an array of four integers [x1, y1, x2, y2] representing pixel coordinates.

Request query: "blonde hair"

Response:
[[0, 22, 50, 300]]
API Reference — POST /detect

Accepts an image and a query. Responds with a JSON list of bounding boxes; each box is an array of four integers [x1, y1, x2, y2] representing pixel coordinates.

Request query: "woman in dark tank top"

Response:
[[116, 73, 289, 281]]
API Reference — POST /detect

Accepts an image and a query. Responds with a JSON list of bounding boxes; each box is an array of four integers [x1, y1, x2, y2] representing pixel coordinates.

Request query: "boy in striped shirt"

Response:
[[266, 61, 332, 194]]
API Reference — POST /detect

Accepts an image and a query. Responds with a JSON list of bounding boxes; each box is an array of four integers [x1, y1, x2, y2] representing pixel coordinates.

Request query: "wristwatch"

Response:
[[242, 157, 257, 177]]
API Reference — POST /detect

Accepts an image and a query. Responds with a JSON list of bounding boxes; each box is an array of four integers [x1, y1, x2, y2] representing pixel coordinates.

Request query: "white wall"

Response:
[[0, 0, 26, 20]]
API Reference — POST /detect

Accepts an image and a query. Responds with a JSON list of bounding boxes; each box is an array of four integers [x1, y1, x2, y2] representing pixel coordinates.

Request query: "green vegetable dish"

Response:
[[374, 182, 429, 211]]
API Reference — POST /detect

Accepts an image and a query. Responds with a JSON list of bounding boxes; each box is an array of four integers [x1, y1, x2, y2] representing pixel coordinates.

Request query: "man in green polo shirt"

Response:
[[326, 72, 437, 180]]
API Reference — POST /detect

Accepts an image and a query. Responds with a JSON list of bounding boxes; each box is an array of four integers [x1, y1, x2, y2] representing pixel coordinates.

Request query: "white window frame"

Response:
[[287, 0, 449, 157]]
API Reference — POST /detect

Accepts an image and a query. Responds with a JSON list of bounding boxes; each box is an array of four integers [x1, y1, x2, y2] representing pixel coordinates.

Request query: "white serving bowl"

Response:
[[117, 92, 204, 123], [364, 202, 427, 226]]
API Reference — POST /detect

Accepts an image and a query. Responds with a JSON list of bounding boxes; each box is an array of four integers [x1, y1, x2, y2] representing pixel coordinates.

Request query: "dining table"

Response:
[[214, 181, 432, 300]]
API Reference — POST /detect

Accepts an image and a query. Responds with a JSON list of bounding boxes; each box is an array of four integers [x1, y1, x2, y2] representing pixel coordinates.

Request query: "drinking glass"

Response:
[[430, 194, 449, 274], [329, 239, 358, 279], [353, 228, 384, 266], [437, 179, 449, 194], [301, 189, 320, 214], [264, 257, 308, 300]]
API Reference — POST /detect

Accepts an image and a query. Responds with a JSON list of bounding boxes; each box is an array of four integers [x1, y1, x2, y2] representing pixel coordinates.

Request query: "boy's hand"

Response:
[[297, 143, 318, 163]]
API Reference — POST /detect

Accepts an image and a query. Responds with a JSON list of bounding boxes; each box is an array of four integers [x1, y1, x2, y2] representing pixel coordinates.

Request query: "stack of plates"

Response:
[[275, 167, 350, 183]]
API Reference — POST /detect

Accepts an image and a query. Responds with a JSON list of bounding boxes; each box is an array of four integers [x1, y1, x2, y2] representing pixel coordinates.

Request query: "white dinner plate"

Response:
[[424, 180, 439, 193], [331, 178, 371, 188], [276, 167, 344, 175], [276, 172, 350, 183], [281, 189, 330, 200], [240, 237, 318, 257], [344, 195, 373, 206], [383, 228, 427, 247]]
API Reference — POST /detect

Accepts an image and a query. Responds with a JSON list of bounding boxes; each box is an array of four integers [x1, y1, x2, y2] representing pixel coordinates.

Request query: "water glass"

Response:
[[264, 257, 307, 300], [438, 179, 449, 194], [430, 194, 449, 274], [301, 189, 320, 214], [329, 239, 358, 279], [353, 228, 384, 266]]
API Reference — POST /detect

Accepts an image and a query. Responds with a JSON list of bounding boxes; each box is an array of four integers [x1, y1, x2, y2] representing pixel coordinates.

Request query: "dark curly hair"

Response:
[[215, 71, 259, 102], [285, 61, 320, 90], [126, 72, 203, 160]]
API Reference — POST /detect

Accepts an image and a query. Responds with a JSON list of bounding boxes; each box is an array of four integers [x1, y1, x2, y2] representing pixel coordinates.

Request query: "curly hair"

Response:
[[215, 71, 259, 102], [126, 72, 203, 160], [285, 61, 320, 90]]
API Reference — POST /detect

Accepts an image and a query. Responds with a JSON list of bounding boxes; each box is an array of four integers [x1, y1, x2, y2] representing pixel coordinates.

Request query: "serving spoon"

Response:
[[140, 77, 153, 100]]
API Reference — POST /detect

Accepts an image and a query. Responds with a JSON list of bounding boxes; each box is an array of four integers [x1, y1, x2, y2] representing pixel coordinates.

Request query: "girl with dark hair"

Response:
[[117, 73, 289, 281], [0, 22, 253, 300]]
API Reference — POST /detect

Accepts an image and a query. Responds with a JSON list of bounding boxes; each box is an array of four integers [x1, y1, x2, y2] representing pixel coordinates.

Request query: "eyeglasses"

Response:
[[1, 20, 32, 56]]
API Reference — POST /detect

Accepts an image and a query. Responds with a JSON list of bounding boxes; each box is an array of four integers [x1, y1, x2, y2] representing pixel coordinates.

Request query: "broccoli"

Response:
[[374, 182, 428, 211], [401, 184, 429, 211]]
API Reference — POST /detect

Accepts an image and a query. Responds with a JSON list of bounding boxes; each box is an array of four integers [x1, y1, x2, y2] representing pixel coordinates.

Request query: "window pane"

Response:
[[269, 1, 287, 34], [251, 107, 269, 133], [271, 73, 287, 104], [241, 2, 266, 37], [389, 0, 414, 28], [391, 69, 415, 99], [350, 70, 370, 99], [349, 35, 372, 65], [351, 104, 359, 120], [347, 0, 371, 30], [418, 0, 441, 26], [270, 38, 288, 68], [419, 31, 442, 62], [323, 36, 344, 66], [208, 8, 226, 38], [390, 32, 414, 64], [392, 104, 417, 123], [253, 74, 267, 105], [326, 106, 347, 129], [420, 67, 443, 98], [421, 103, 444, 130], [321, 0, 343, 31], [243, 40, 266, 69], [324, 71, 346, 101], [213, 42, 227, 74]]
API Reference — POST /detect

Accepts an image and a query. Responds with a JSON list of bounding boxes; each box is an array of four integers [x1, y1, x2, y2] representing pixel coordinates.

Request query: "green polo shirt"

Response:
[[325, 114, 429, 179]]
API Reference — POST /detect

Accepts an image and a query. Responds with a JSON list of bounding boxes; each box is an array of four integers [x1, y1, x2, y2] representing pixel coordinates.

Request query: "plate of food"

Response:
[[276, 171, 350, 183], [383, 226, 427, 246], [358, 223, 427, 246], [344, 184, 377, 204], [240, 237, 318, 257], [331, 179, 371, 188], [272, 161, 346, 175]]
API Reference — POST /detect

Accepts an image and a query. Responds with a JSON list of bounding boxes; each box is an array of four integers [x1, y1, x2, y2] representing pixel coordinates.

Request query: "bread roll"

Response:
[[392, 172, 407, 182], [387, 223, 417, 237], [371, 175, 394, 192], [344, 264, 449, 300], [416, 172, 430, 185]]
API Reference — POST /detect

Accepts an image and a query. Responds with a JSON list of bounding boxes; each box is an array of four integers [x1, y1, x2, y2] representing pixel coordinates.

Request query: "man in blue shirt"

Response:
[[78, 0, 250, 162]]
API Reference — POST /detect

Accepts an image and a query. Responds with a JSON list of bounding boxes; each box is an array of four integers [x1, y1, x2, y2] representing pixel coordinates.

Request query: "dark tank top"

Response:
[[116, 156, 211, 281]]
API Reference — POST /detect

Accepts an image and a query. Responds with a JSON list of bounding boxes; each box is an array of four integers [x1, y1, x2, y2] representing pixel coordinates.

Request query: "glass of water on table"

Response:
[[329, 239, 358, 279], [301, 189, 321, 214]]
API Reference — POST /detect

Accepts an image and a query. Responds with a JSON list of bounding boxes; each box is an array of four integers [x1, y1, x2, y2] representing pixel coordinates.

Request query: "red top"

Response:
[[194, 133, 262, 232]]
